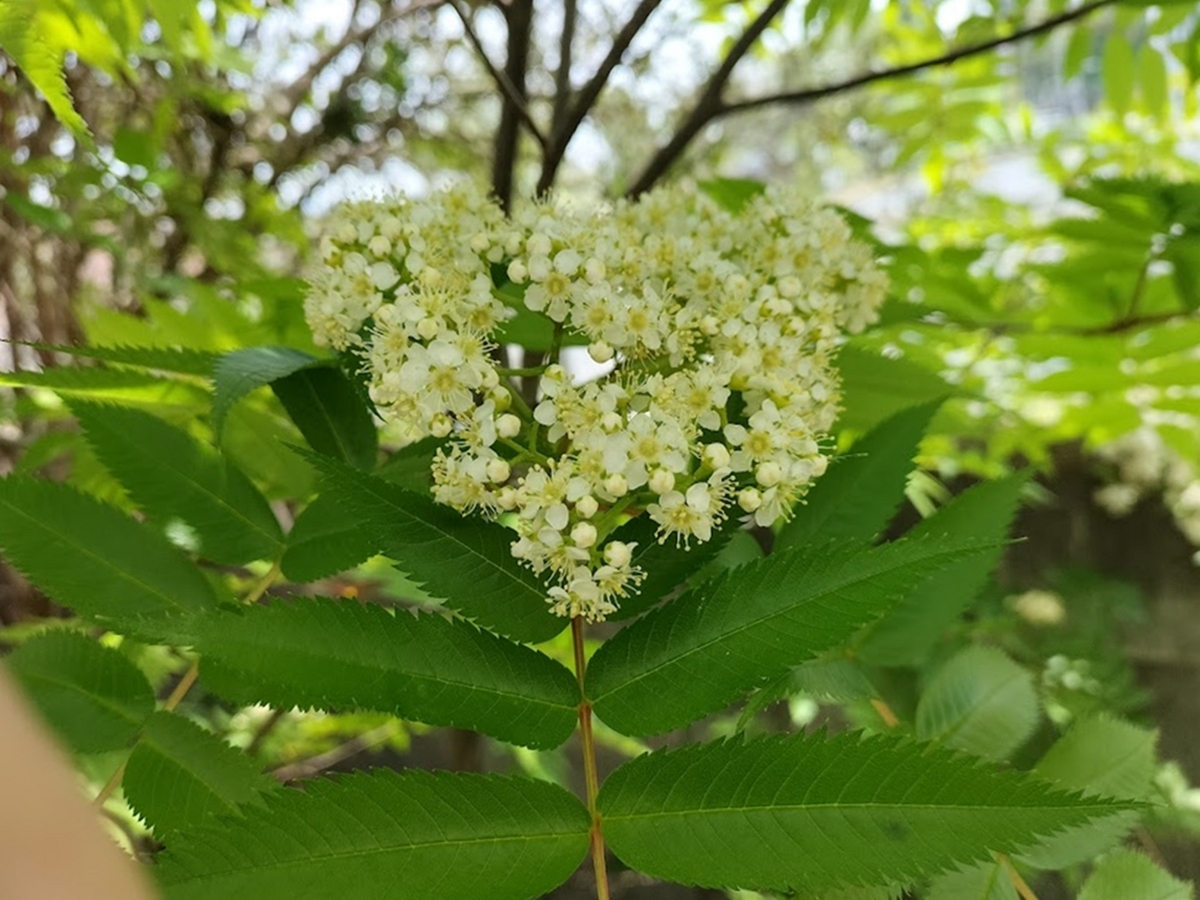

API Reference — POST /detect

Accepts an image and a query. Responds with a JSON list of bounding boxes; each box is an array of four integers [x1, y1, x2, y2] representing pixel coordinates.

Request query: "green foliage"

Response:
[[280, 492, 375, 582], [72, 401, 284, 564], [836, 345, 951, 433], [156, 770, 590, 900], [1018, 716, 1157, 869], [191, 599, 579, 749], [124, 712, 275, 838], [0, 0, 88, 134], [857, 474, 1028, 665], [598, 730, 1135, 893], [0, 477, 218, 634], [1077, 851, 1194, 900], [270, 366, 378, 471], [4, 630, 154, 753], [587, 535, 998, 736], [915, 645, 1040, 760], [310, 455, 562, 643], [777, 400, 943, 551], [926, 862, 1016, 900], [211, 347, 323, 437]]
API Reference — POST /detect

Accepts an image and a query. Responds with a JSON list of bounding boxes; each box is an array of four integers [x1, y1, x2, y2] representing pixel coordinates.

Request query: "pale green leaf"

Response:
[[927, 862, 1016, 900], [0, 0, 89, 134], [192, 599, 579, 750], [588, 536, 998, 737], [0, 477, 219, 634], [28, 343, 218, 376], [778, 400, 942, 552], [157, 770, 590, 900], [1138, 46, 1169, 117], [5, 630, 154, 753], [916, 646, 1040, 761], [1018, 716, 1156, 869], [1103, 33, 1136, 115], [1078, 851, 1193, 900], [124, 711, 275, 838], [837, 345, 950, 433], [72, 401, 284, 565], [598, 730, 1136, 893], [310, 455, 563, 643]]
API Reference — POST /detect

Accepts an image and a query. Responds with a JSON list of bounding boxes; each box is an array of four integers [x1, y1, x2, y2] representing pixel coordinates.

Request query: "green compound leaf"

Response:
[[0, 1, 89, 135], [857, 474, 1028, 666], [1077, 851, 1193, 900], [1018, 716, 1157, 870], [837, 345, 951, 433], [72, 401, 284, 565], [927, 861, 1016, 900], [192, 599, 578, 750], [588, 535, 999, 737], [157, 770, 591, 900], [5, 630, 154, 754], [0, 477, 218, 634], [124, 711, 275, 839], [309, 455, 563, 643], [271, 366, 378, 470], [598, 730, 1137, 894], [24, 343, 218, 376], [280, 492, 375, 582], [777, 399, 943, 552], [211, 346, 322, 437], [915, 645, 1040, 761]]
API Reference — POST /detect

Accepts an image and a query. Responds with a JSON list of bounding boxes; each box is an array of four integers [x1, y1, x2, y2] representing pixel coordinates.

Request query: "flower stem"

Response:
[[571, 617, 610, 900]]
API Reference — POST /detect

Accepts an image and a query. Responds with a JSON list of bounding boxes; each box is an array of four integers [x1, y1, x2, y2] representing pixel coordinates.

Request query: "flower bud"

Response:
[[604, 540, 633, 569], [496, 413, 522, 439], [738, 487, 762, 512], [589, 341, 614, 364], [571, 522, 598, 549], [756, 461, 782, 487], [576, 495, 599, 519], [703, 443, 731, 470], [430, 413, 453, 438], [648, 469, 675, 495], [486, 458, 511, 484], [604, 473, 628, 497]]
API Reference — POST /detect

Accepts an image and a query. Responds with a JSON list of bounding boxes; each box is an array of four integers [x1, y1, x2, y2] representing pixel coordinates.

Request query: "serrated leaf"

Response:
[[0, 1, 89, 135], [927, 862, 1016, 900], [778, 400, 942, 552], [1078, 851, 1193, 900], [28, 343, 218, 376], [271, 366, 377, 470], [124, 711, 275, 838], [157, 770, 590, 900], [192, 599, 578, 750], [588, 536, 999, 737], [72, 401, 283, 565], [738, 657, 877, 730], [598, 730, 1135, 893], [280, 493, 375, 582], [1018, 716, 1156, 869], [0, 477, 218, 634], [607, 513, 741, 621], [308, 454, 563, 643], [5, 631, 154, 753], [857, 474, 1028, 666], [916, 646, 1040, 760], [837, 346, 950, 433], [211, 346, 321, 437], [0, 366, 172, 393]]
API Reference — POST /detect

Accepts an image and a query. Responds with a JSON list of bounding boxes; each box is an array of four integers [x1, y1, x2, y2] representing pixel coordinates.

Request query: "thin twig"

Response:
[[449, 0, 548, 151], [625, 0, 793, 197], [628, 0, 1115, 196], [721, 0, 1116, 117], [572, 617, 611, 900], [270, 721, 400, 782], [998, 853, 1041, 900], [246, 708, 288, 756], [536, 0, 664, 195]]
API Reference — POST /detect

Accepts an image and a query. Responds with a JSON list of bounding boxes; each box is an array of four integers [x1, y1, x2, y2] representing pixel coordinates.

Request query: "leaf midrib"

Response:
[[0, 493, 201, 615], [18, 669, 146, 725], [286, 373, 358, 466], [603, 799, 1123, 821], [593, 543, 973, 703]]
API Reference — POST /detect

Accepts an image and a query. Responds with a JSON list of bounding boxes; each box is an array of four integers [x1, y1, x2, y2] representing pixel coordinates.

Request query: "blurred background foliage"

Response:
[[6, 0, 1200, 897]]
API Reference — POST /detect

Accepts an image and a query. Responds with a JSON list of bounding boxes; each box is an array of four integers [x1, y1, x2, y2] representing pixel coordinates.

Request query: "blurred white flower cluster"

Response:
[[305, 182, 886, 620], [1094, 427, 1200, 550]]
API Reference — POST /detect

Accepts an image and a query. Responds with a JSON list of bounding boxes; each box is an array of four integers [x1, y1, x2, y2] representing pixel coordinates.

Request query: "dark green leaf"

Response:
[[588, 536, 999, 737], [309, 455, 563, 643], [72, 401, 284, 565], [211, 346, 320, 437], [5, 630, 154, 753], [271, 366, 377, 470], [280, 493, 376, 583], [598, 730, 1136, 893], [778, 400, 942, 552], [157, 770, 590, 900], [194, 599, 579, 749], [0, 477, 219, 634], [124, 711, 275, 838]]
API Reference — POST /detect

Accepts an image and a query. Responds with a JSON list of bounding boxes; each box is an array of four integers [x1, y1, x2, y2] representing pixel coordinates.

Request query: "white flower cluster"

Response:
[[306, 182, 886, 621], [1094, 427, 1200, 550]]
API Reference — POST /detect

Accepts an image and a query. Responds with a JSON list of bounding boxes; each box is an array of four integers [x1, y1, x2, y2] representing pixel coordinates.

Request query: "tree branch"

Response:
[[492, 0, 535, 213], [720, 0, 1115, 116], [450, 1, 548, 152], [552, 0, 578, 136], [536, 0, 664, 196], [625, 0, 793, 198]]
